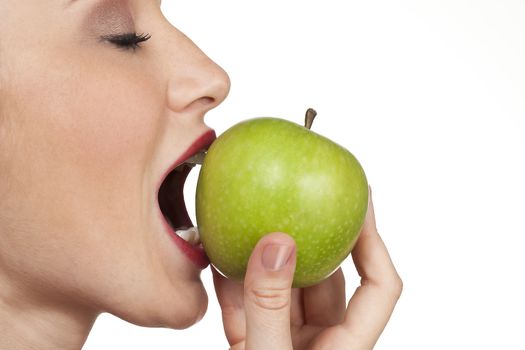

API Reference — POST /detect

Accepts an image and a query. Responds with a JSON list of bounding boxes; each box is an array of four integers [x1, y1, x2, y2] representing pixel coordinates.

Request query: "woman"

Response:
[[0, 1, 402, 349]]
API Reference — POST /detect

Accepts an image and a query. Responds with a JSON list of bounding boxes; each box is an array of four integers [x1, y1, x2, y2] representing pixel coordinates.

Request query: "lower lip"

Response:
[[160, 217, 210, 269]]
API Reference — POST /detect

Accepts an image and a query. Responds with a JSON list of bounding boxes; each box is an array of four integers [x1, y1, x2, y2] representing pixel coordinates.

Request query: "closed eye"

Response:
[[101, 32, 151, 51]]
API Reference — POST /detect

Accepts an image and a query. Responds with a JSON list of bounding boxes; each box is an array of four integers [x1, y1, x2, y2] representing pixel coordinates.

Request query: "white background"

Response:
[[84, 0, 525, 349]]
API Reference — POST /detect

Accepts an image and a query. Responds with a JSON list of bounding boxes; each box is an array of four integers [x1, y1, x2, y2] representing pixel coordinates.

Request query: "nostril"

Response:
[[187, 96, 216, 113], [200, 96, 216, 106]]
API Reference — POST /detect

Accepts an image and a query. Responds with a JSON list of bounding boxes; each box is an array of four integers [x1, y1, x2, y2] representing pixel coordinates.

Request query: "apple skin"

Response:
[[196, 117, 368, 288]]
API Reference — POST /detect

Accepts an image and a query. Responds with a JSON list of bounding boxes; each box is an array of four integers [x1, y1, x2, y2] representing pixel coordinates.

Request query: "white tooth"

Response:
[[175, 227, 201, 245], [185, 151, 207, 166]]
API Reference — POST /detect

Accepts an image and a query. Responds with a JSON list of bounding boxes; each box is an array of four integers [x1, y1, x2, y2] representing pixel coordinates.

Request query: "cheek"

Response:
[[7, 50, 164, 217], [0, 3, 160, 189], [1, 49, 164, 288], [47, 68, 161, 171]]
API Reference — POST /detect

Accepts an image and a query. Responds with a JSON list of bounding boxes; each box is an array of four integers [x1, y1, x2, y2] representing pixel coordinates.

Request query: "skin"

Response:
[[0, 1, 401, 349], [0, 0, 229, 348]]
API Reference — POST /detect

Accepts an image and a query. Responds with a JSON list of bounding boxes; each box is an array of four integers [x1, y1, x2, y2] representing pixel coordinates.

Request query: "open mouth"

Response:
[[158, 162, 201, 244], [156, 130, 215, 268]]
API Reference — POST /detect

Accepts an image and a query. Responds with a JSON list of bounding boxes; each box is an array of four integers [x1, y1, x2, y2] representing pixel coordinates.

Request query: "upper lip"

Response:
[[159, 128, 217, 183]]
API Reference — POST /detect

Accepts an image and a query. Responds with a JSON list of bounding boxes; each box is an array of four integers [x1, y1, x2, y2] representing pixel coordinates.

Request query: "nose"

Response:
[[164, 30, 231, 117]]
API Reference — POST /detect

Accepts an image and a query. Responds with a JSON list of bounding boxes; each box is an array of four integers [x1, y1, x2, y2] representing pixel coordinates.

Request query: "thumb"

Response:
[[243, 232, 296, 350]]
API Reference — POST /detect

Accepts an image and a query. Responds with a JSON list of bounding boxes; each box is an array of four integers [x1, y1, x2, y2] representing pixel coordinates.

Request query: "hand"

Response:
[[213, 187, 402, 349]]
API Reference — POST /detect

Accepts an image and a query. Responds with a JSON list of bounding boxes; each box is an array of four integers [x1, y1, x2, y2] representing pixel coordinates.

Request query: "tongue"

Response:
[[175, 227, 201, 245]]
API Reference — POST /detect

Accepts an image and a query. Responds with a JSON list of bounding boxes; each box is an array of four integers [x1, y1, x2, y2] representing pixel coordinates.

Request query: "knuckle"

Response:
[[370, 274, 403, 300], [248, 284, 290, 311], [386, 275, 403, 299]]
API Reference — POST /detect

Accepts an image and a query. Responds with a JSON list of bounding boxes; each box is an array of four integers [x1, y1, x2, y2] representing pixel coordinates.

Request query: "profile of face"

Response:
[[0, 0, 230, 334]]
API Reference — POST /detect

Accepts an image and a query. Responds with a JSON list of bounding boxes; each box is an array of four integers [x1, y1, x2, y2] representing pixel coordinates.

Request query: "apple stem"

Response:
[[304, 108, 317, 130]]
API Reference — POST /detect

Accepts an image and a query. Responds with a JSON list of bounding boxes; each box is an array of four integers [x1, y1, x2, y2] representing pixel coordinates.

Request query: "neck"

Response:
[[0, 276, 98, 350]]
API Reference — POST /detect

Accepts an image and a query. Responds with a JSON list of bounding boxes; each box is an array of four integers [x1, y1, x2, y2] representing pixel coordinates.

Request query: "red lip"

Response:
[[163, 221, 210, 269], [157, 129, 216, 269], [160, 129, 217, 182]]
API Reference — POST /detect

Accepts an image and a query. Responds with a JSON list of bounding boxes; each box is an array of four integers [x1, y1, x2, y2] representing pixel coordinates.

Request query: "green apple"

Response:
[[196, 109, 368, 288]]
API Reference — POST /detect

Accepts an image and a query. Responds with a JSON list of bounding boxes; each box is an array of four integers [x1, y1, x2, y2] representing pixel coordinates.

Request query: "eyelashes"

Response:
[[101, 32, 152, 51]]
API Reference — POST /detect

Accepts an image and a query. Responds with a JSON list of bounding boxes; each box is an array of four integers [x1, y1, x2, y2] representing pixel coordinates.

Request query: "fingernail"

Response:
[[262, 244, 293, 271]]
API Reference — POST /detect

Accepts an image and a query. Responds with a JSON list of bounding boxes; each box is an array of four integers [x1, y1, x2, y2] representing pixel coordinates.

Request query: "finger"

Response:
[[303, 267, 346, 327], [343, 186, 403, 349], [212, 267, 246, 346], [243, 232, 296, 350], [290, 288, 305, 327]]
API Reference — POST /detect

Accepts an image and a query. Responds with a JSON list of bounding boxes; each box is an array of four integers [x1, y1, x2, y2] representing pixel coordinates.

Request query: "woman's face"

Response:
[[0, 0, 230, 329]]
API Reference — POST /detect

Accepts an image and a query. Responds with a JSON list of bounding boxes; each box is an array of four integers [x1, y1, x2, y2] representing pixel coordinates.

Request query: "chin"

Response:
[[163, 280, 209, 330], [109, 277, 209, 330]]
